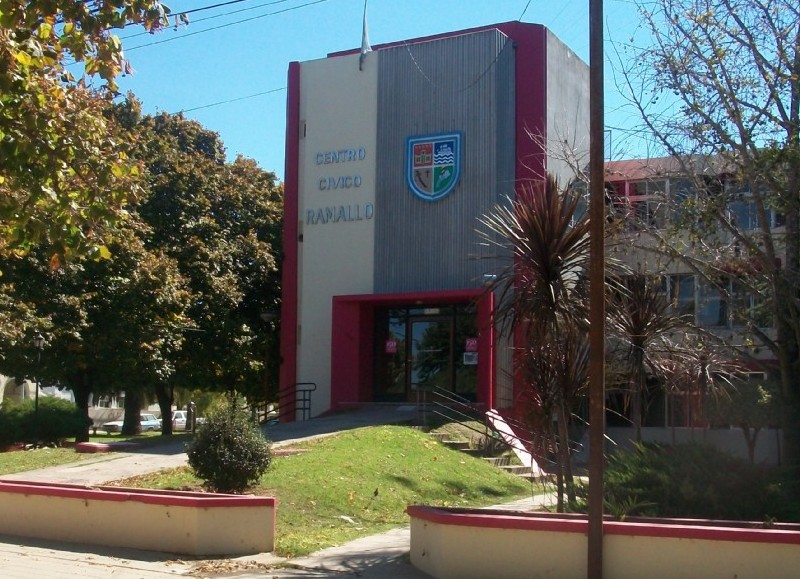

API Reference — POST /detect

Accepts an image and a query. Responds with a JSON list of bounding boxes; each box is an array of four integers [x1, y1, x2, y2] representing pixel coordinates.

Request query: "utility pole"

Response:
[[588, 0, 606, 577], [33, 332, 45, 446]]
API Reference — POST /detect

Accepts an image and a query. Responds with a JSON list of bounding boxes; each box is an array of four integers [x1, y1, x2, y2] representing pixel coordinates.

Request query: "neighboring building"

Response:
[[601, 157, 782, 463], [605, 156, 779, 370], [279, 22, 589, 418]]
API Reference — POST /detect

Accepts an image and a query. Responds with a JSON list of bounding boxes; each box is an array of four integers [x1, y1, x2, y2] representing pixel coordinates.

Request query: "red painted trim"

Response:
[[75, 442, 139, 453], [406, 505, 800, 546], [331, 290, 495, 410], [504, 24, 548, 187], [477, 291, 495, 409], [333, 289, 484, 306], [279, 61, 301, 420], [0, 480, 275, 508]]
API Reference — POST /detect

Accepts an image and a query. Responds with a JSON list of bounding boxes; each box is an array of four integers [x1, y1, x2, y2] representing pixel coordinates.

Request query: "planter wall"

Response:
[[0, 480, 275, 556], [407, 505, 800, 579]]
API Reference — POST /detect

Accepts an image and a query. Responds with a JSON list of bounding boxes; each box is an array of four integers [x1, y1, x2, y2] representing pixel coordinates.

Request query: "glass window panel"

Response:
[[697, 279, 728, 327], [670, 274, 695, 319]]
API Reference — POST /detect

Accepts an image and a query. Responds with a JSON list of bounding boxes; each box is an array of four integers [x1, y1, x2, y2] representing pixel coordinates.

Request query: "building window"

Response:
[[666, 274, 695, 320], [726, 180, 783, 230], [629, 179, 668, 229], [697, 278, 729, 327]]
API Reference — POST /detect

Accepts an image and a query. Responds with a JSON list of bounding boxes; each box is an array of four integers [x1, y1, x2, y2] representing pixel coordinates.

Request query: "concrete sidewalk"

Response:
[[0, 405, 550, 577], [0, 405, 422, 486], [0, 497, 552, 578]]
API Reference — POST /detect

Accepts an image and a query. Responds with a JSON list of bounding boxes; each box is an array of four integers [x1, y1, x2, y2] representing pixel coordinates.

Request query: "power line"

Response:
[[125, 0, 329, 52], [178, 87, 286, 113], [119, 0, 295, 41]]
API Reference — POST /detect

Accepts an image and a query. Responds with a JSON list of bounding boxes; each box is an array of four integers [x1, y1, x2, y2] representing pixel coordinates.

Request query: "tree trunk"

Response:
[[556, 401, 575, 508], [740, 425, 760, 465], [71, 370, 92, 443], [631, 377, 643, 443], [122, 391, 142, 435], [155, 383, 173, 436], [776, 304, 800, 468]]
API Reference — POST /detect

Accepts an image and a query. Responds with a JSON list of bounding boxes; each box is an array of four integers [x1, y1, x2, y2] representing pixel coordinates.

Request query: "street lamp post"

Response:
[[33, 332, 44, 445], [260, 312, 278, 418]]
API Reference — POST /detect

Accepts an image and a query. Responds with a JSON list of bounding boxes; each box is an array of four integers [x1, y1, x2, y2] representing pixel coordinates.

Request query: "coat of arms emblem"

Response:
[[406, 132, 462, 201]]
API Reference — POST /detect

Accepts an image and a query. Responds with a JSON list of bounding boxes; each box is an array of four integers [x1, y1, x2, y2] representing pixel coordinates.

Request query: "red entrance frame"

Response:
[[330, 289, 495, 412]]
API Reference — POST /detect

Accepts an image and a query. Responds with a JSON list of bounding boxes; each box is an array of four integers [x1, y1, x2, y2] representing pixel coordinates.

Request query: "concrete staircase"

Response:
[[429, 432, 543, 482]]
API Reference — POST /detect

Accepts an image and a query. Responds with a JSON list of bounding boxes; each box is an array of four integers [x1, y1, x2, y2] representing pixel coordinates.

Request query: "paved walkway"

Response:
[[0, 406, 552, 577]]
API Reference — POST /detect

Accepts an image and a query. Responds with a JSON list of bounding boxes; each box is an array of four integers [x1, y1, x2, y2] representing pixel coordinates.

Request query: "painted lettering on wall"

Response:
[[316, 148, 367, 165], [309, 145, 371, 226], [319, 175, 362, 190], [306, 203, 375, 226]]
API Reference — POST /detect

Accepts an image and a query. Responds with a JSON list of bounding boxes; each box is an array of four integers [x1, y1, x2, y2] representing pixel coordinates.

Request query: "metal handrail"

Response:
[[291, 382, 317, 422], [255, 382, 317, 423], [427, 386, 561, 466]]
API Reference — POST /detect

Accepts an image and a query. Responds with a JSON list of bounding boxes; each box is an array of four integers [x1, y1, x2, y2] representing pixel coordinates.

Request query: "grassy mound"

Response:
[[114, 425, 540, 557]]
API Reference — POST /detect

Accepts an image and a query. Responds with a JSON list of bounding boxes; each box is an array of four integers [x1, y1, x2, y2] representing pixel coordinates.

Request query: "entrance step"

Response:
[[482, 456, 512, 467], [458, 447, 484, 457], [441, 440, 471, 451], [501, 464, 534, 476]]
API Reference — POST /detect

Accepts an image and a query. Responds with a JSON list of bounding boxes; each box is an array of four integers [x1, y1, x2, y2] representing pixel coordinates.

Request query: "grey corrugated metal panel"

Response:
[[374, 29, 515, 294], [495, 330, 515, 409]]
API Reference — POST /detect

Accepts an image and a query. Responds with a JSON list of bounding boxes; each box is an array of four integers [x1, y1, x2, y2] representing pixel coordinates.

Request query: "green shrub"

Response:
[[603, 442, 793, 522], [0, 403, 24, 447], [186, 393, 272, 493], [0, 397, 90, 446]]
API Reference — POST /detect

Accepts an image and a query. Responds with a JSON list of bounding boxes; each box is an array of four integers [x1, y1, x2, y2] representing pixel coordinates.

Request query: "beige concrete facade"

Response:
[[0, 481, 275, 556], [408, 506, 800, 579], [296, 51, 378, 414]]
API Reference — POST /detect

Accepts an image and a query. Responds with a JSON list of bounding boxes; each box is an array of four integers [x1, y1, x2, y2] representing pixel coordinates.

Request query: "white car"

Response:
[[102, 413, 161, 433], [170, 410, 204, 431]]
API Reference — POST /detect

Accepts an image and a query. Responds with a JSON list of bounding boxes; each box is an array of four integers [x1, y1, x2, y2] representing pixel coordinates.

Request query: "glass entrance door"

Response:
[[409, 317, 452, 394], [374, 305, 478, 402]]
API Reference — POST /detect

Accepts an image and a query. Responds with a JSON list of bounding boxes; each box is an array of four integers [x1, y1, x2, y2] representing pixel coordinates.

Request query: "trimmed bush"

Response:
[[0, 397, 90, 446], [603, 442, 793, 522], [187, 393, 272, 493]]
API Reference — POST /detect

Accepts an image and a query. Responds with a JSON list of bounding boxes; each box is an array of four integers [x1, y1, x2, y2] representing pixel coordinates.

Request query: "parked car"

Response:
[[170, 409, 204, 431], [102, 413, 161, 433]]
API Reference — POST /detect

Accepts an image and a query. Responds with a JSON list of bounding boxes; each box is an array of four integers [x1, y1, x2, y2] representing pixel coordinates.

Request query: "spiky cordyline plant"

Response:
[[606, 272, 688, 441], [479, 174, 592, 510], [478, 174, 592, 339]]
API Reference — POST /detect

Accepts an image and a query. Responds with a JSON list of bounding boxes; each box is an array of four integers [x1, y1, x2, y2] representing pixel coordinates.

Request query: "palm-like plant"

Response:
[[480, 175, 591, 339], [661, 337, 744, 437], [606, 272, 687, 441], [479, 174, 591, 510]]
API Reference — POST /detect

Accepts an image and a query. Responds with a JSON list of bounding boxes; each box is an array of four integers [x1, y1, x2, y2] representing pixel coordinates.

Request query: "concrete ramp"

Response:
[[486, 409, 545, 477]]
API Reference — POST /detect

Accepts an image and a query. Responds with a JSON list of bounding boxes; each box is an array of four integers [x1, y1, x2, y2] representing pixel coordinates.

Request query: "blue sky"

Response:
[[113, 0, 649, 180]]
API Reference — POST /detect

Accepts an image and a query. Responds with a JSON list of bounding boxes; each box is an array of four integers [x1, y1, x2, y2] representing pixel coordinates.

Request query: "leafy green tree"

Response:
[[620, 0, 800, 464], [0, 1, 170, 263], [0, 222, 190, 439], [707, 375, 780, 464], [0, 98, 279, 438], [125, 106, 283, 412], [81, 226, 191, 435]]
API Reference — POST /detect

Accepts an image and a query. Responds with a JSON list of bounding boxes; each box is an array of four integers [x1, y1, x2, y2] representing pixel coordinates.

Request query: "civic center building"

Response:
[[279, 22, 589, 417]]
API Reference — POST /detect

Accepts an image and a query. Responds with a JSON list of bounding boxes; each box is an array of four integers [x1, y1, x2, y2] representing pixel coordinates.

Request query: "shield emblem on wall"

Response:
[[406, 132, 462, 202]]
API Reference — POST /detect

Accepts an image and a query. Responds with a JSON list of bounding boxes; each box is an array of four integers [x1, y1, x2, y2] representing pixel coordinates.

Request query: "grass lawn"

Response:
[[0, 446, 95, 475], [111, 425, 546, 558], [0, 432, 193, 476]]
